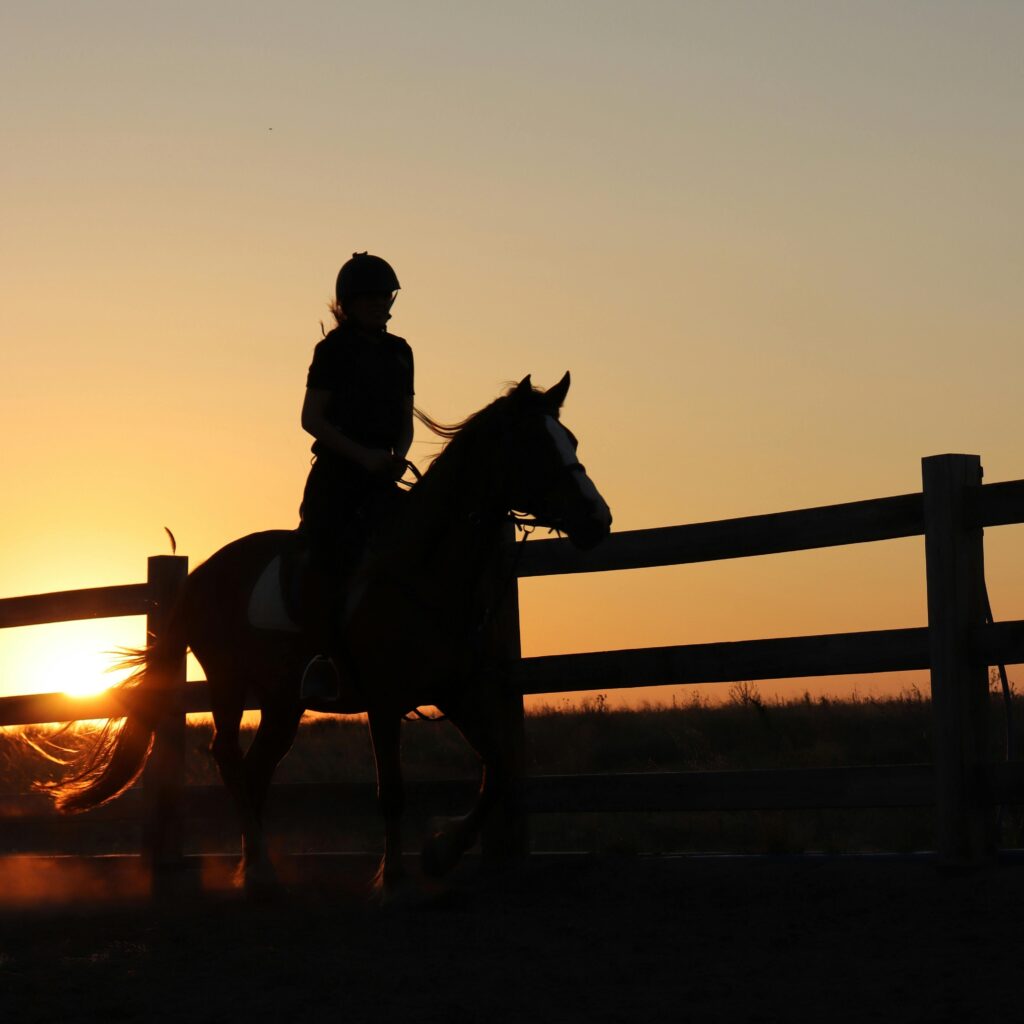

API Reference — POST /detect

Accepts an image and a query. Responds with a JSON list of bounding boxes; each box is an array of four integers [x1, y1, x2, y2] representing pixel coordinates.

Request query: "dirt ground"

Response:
[[0, 853, 1021, 1024]]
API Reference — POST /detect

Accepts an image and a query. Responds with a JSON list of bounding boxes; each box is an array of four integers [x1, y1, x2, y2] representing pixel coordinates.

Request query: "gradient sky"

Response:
[[2, 1, 1022, 704]]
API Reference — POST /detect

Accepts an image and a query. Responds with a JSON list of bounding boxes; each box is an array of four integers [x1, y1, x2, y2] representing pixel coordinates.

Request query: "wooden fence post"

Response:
[[481, 522, 529, 864], [922, 454, 993, 866], [142, 554, 188, 870]]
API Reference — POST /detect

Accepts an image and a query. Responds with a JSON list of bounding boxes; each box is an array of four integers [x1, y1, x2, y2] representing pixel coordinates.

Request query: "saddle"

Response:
[[247, 532, 309, 633], [247, 488, 407, 635]]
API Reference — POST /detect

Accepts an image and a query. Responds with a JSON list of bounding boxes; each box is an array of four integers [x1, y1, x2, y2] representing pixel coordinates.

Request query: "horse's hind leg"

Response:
[[367, 709, 407, 899], [239, 698, 304, 896], [207, 678, 259, 887]]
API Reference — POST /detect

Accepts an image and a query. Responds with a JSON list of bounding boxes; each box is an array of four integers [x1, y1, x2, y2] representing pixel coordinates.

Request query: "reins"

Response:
[[397, 459, 422, 489]]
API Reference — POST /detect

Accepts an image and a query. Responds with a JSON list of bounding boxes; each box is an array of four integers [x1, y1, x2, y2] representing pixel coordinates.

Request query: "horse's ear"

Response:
[[512, 375, 533, 400], [544, 371, 571, 411]]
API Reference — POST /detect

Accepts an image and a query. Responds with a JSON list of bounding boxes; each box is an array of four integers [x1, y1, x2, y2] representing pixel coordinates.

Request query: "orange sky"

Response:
[[2, 3, 1023, 705]]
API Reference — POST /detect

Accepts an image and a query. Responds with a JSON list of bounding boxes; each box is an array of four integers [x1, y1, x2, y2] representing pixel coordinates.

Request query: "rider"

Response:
[[298, 253, 414, 699]]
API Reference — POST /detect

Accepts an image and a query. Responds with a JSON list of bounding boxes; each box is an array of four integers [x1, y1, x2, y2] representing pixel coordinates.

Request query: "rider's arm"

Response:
[[301, 388, 393, 476]]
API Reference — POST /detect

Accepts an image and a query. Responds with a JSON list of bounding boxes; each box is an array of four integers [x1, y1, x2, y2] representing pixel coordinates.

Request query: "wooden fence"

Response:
[[3, 453, 1024, 867]]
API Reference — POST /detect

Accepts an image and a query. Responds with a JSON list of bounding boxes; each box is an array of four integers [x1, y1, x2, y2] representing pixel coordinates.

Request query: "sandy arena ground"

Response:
[[0, 853, 1021, 1023]]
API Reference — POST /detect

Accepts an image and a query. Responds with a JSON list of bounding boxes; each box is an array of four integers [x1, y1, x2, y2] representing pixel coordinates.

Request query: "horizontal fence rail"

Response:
[[7, 763, 1024, 830], [3, 459, 1024, 867], [517, 628, 934, 694], [0, 769, 974, 823], [517, 475, 1024, 578], [7, 617, 1024, 726], [0, 584, 150, 629], [970, 479, 1024, 530], [517, 492, 926, 576]]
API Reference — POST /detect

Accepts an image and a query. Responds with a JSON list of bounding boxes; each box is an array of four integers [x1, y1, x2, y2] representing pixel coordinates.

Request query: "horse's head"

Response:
[[500, 372, 612, 550]]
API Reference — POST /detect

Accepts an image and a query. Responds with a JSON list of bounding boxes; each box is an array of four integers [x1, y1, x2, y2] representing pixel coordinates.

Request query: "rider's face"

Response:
[[346, 291, 397, 330]]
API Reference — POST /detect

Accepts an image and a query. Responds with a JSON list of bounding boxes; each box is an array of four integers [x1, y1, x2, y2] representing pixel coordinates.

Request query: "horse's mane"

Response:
[[413, 406, 481, 444], [414, 381, 546, 468]]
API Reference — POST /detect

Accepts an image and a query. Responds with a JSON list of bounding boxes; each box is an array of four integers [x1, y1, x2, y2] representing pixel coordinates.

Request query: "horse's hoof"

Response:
[[421, 827, 464, 878], [377, 881, 419, 909], [238, 859, 283, 904], [245, 875, 284, 904], [370, 865, 421, 909]]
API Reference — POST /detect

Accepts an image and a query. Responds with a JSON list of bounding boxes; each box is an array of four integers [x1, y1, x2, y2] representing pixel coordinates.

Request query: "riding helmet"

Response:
[[335, 253, 401, 304]]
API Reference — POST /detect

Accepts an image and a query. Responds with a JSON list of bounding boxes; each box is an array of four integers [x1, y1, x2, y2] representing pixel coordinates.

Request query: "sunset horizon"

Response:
[[4, 3, 1023, 708]]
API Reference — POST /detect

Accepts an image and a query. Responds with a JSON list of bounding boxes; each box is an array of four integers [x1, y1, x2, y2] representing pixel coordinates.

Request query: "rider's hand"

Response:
[[361, 448, 397, 478], [390, 454, 408, 480], [361, 449, 408, 480]]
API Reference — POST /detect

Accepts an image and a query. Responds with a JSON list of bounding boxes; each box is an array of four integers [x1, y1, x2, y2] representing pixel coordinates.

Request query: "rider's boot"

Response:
[[299, 561, 343, 702]]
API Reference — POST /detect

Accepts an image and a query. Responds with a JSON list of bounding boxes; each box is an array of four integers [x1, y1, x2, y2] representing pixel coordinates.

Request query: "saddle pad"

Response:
[[248, 555, 301, 633]]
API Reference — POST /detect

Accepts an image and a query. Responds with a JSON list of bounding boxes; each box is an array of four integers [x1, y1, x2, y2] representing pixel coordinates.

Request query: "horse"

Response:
[[46, 372, 612, 898]]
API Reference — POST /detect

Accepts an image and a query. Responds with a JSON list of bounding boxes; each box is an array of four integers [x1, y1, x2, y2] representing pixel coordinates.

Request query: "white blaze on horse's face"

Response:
[[543, 416, 612, 532]]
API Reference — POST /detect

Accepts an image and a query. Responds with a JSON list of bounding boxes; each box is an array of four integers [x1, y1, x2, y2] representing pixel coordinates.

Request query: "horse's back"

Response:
[[189, 530, 298, 593], [185, 531, 300, 652]]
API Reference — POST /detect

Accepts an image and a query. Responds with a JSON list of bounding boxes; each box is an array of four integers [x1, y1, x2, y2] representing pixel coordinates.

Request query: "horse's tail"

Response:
[[40, 596, 188, 814]]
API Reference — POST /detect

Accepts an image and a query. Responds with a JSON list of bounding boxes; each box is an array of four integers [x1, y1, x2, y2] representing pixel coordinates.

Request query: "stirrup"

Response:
[[301, 655, 341, 702]]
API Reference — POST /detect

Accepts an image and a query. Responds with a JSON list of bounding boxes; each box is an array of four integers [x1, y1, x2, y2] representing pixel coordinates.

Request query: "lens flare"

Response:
[[0, 619, 142, 700]]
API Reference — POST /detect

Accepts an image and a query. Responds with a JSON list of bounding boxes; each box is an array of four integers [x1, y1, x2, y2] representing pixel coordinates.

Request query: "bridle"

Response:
[[399, 449, 588, 538], [508, 458, 589, 537]]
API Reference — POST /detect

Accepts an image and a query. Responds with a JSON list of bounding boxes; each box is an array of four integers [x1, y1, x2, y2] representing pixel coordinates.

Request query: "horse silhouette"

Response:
[[47, 373, 612, 899]]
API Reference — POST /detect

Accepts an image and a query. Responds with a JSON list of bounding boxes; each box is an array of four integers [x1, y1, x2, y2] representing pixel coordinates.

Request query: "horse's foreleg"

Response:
[[420, 765, 496, 878], [421, 693, 521, 877], [367, 709, 406, 897]]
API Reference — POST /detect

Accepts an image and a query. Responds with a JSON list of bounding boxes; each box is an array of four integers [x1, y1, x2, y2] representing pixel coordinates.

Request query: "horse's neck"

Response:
[[379, 435, 504, 597]]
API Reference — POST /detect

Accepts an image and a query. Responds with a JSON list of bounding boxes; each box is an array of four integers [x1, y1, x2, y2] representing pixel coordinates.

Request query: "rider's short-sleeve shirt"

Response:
[[306, 323, 414, 458]]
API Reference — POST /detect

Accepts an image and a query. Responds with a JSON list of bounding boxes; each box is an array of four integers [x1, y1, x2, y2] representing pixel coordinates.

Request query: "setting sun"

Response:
[[59, 654, 117, 698], [0, 619, 142, 700]]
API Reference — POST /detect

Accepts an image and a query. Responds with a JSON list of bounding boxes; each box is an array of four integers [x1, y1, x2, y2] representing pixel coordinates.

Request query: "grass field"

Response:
[[2, 682, 1020, 857]]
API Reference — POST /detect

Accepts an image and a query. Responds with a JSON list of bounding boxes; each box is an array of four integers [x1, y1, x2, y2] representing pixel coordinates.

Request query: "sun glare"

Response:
[[0, 619, 142, 700], [59, 651, 119, 697], [38, 646, 130, 698]]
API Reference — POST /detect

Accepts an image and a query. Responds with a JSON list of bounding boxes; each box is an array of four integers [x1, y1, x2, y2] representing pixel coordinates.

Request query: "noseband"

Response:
[[509, 459, 590, 535]]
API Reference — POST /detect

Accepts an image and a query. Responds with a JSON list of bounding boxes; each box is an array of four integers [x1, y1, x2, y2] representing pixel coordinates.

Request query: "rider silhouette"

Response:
[[298, 253, 414, 699]]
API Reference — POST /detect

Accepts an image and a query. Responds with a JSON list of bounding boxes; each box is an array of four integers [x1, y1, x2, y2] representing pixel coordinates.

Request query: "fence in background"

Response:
[[3, 453, 1024, 867]]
